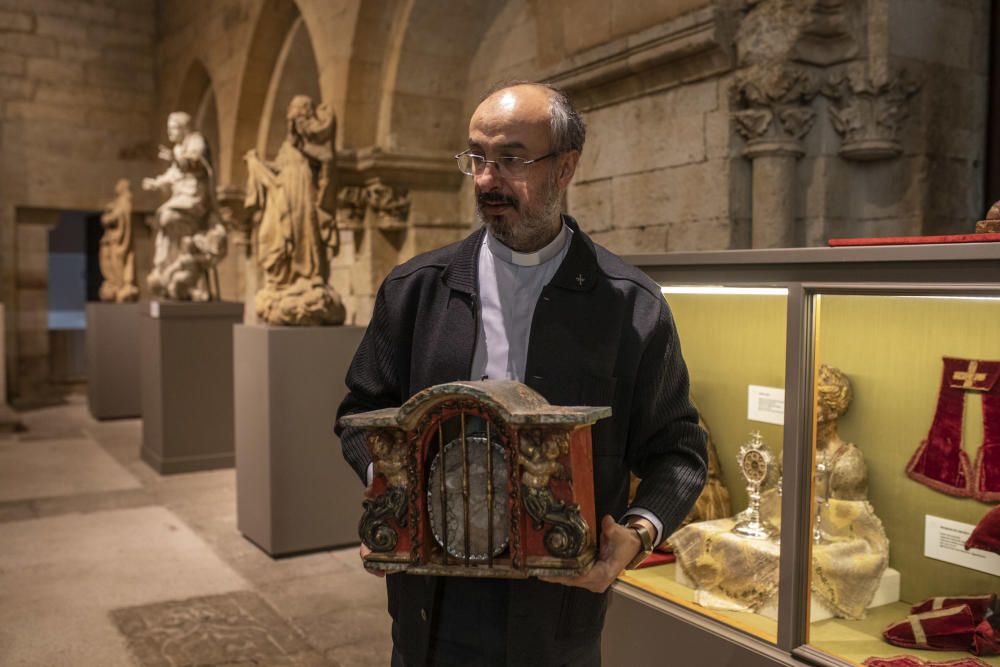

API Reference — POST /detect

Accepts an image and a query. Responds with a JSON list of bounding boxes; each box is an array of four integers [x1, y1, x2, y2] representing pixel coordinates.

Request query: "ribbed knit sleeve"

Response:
[[335, 285, 402, 484], [627, 302, 708, 544]]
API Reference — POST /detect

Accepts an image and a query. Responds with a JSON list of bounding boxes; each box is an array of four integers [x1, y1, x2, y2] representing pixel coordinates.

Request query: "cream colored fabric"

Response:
[[671, 498, 889, 620]]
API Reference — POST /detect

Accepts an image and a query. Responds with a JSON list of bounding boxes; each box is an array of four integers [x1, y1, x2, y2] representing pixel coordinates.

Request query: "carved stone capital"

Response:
[[822, 67, 921, 161], [336, 178, 411, 232], [216, 184, 251, 257], [336, 186, 367, 231], [732, 64, 818, 152]]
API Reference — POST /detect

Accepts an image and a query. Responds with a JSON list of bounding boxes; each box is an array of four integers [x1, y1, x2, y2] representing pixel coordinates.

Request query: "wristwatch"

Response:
[[624, 521, 655, 570]]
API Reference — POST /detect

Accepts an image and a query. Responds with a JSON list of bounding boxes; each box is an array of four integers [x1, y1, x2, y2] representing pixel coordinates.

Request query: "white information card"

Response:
[[747, 385, 785, 426], [924, 514, 1000, 576]]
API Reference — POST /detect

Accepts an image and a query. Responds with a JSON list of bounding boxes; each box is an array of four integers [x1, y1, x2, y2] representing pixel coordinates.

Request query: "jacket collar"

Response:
[[441, 215, 598, 294]]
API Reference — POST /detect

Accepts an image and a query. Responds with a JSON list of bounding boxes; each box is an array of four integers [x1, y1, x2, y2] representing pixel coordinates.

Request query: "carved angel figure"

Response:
[[518, 429, 567, 489], [142, 112, 227, 301], [244, 95, 345, 325], [98, 179, 139, 303]]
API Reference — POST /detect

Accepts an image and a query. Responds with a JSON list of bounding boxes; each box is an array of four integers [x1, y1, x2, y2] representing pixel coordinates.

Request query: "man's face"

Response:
[[468, 86, 578, 252]]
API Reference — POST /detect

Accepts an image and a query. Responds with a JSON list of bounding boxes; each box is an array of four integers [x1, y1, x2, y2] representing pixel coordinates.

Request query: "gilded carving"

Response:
[[359, 429, 411, 554], [823, 67, 921, 160], [359, 486, 408, 553], [518, 428, 569, 489], [371, 430, 410, 489], [518, 429, 589, 559]]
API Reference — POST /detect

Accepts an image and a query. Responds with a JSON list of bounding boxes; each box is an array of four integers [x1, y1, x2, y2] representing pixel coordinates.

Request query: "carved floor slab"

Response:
[[111, 590, 332, 666]]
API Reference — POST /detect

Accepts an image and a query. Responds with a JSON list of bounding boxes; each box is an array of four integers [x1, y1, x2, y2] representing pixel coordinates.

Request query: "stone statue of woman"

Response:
[[98, 179, 139, 303], [244, 95, 346, 325]]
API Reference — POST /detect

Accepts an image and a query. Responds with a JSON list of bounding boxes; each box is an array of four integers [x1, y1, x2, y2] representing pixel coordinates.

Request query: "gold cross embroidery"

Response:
[[952, 360, 988, 390], [576, 274, 585, 286]]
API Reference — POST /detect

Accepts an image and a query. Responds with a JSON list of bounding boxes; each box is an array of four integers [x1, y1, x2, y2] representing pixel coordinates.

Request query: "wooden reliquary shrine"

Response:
[[339, 380, 611, 578]]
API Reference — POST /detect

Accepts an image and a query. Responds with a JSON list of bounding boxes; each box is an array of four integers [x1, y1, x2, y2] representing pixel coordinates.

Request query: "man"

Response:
[[336, 82, 707, 666]]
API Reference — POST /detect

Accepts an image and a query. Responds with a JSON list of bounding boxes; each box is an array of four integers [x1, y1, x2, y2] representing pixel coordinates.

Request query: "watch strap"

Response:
[[624, 521, 655, 570]]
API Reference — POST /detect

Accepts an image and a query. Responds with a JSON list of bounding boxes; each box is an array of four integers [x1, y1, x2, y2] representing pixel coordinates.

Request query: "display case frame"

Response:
[[603, 242, 1000, 667]]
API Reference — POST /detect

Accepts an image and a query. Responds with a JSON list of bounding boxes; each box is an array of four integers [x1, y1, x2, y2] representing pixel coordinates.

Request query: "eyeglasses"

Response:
[[454, 151, 557, 179]]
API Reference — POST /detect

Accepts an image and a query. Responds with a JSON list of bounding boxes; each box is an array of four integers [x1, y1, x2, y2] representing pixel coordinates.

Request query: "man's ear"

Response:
[[556, 150, 580, 189]]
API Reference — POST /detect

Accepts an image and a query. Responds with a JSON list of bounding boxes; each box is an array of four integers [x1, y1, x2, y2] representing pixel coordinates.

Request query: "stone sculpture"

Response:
[[142, 111, 227, 301], [98, 178, 139, 303], [244, 95, 345, 326]]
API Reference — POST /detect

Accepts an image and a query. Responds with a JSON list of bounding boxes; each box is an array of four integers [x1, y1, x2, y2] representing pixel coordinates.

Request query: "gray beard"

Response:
[[476, 180, 563, 253]]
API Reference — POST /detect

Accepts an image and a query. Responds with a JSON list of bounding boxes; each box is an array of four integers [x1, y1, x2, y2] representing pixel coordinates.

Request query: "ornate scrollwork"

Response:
[[521, 486, 589, 559], [359, 485, 408, 552], [518, 429, 589, 558]]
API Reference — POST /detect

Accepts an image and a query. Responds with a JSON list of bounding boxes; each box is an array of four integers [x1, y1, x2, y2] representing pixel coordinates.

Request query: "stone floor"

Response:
[[0, 392, 392, 667]]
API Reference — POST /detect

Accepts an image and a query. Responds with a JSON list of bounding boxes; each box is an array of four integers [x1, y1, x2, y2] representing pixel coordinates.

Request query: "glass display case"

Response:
[[603, 243, 1000, 667]]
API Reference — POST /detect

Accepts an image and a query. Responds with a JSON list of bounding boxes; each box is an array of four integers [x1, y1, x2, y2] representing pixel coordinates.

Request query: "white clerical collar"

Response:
[[486, 222, 570, 267]]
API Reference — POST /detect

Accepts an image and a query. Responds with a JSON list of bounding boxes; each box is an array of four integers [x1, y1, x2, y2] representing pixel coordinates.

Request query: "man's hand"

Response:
[[538, 514, 649, 593], [157, 145, 172, 161], [358, 542, 386, 578]]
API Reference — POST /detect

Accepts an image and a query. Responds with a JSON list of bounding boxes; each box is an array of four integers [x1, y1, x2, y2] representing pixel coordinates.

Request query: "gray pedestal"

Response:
[[86, 302, 141, 419], [234, 324, 366, 556], [140, 301, 243, 474]]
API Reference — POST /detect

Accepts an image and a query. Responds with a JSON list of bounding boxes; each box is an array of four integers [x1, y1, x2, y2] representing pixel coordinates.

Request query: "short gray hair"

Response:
[[480, 80, 586, 154]]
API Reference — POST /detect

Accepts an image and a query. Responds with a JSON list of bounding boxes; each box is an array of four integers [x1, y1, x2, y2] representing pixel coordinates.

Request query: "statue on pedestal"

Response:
[[98, 179, 139, 303], [244, 95, 345, 325], [142, 111, 227, 301]]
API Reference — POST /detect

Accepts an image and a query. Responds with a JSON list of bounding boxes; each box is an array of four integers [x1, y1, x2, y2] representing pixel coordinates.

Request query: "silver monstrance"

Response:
[[732, 431, 777, 540]]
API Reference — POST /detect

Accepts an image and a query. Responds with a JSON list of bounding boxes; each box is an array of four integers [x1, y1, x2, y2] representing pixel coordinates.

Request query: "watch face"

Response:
[[741, 449, 768, 484]]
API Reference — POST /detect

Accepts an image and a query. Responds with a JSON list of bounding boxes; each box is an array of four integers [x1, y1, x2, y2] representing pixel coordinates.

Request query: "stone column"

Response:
[[732, 65, 819, 248], [744, 139, 805, 248]]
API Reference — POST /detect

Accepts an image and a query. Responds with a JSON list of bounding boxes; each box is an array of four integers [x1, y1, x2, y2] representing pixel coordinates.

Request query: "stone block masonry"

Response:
[[0, 0, 157, 400]]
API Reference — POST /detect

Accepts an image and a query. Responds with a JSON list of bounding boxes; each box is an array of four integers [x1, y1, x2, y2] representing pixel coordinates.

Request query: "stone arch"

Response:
[[228, 0, 304, 185], [175, 59, 221, 174], [256, 15, 322, 160], [372, 0, 504, 154]]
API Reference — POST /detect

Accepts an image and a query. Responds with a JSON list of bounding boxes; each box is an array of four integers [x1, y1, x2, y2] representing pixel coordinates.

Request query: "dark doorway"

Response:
[[48, 210, 100, 384]]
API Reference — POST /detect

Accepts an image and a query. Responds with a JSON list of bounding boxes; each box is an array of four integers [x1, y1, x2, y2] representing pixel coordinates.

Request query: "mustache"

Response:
[[477, 192, 518, 209]]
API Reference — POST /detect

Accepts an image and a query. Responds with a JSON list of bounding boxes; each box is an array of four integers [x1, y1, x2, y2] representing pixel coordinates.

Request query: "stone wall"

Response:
[[0, 0, 991, 397], [0, 0, 158, 399]]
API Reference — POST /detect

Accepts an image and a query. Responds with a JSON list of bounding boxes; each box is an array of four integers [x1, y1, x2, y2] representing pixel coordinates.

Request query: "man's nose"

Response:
[[474, 161, 503, 190]]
